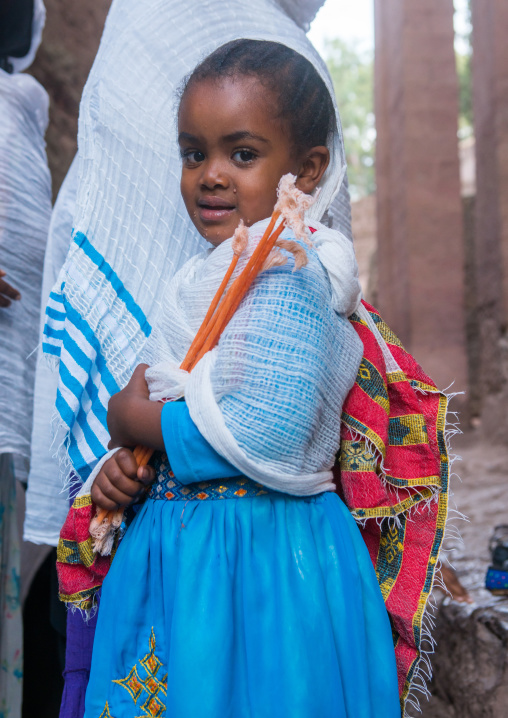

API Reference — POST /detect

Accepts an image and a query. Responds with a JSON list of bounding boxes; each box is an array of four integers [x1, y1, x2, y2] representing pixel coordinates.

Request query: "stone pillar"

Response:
[[471, 0, 508, 437], [374, 0, 467, 396]]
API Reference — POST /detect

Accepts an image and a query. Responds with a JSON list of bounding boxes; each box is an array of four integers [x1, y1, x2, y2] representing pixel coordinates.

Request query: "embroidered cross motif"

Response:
[[340, 440, 377, 473], [113, 629, 167, 717]]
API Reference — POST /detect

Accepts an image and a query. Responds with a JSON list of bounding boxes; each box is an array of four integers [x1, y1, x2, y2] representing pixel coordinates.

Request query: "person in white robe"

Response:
[[0, 1, 51, 715]]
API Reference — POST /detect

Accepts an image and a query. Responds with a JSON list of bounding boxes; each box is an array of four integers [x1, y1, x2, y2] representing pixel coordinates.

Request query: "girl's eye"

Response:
[[182, 150, 205, 164], [232, 149, 256, 163]]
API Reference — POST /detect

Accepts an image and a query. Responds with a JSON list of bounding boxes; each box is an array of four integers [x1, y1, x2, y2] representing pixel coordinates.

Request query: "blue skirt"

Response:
[[84, 475, 400, 718]]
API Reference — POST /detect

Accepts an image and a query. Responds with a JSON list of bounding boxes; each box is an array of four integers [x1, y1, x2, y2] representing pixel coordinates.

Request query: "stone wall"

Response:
[[373, 0, 467, 400], [29, 0, 112, 199], [351, 195, 377, 303], [470, 0, 508, 440]]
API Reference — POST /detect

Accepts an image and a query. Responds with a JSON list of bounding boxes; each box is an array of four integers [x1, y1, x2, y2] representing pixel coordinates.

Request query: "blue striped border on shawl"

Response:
[[42, 233, 152, 480], [74, 232, 151, 338]]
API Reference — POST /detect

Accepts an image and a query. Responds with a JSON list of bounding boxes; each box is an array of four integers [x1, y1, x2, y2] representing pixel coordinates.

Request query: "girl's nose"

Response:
[[200, 159, 229, 190]]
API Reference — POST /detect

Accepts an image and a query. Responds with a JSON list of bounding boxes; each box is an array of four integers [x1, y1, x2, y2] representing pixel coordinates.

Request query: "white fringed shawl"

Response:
[[141, 219, 363, 495]]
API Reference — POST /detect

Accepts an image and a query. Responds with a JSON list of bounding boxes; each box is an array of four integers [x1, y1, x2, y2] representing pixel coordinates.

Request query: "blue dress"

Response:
[[84, 403, 400, 718]]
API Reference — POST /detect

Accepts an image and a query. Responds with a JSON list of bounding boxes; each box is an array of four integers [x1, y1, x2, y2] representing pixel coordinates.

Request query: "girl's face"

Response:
[[178, 76, 328, 246]]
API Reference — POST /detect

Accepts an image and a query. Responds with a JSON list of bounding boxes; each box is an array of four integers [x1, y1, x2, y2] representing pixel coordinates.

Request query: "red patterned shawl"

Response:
[[338, 300, 449, 713], [57, 493, 116, 609]]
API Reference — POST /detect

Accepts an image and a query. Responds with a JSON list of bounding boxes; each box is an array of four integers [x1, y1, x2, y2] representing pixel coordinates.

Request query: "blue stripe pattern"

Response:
[[43, 234, 151, 480], [49, 290, 65, 304], [74, 232, 151, 338], [42, 342, 61, 357], [43, 323, 65, 341], [46, 306, 66, 321]]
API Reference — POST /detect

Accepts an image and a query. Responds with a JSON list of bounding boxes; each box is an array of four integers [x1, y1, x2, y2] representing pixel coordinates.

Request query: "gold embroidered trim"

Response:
[[112, 629, 167, 717]]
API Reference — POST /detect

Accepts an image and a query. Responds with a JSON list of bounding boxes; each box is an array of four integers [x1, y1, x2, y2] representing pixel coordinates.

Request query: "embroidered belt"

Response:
[[148, 452, 272, 501]]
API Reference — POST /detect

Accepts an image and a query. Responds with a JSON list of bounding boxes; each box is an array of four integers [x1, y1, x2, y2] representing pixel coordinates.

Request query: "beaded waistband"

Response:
[[148, 453, 271, 501]]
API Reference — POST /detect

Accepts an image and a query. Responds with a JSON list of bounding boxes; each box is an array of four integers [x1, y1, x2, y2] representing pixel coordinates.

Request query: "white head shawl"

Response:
[[43, 0, 357, 481]]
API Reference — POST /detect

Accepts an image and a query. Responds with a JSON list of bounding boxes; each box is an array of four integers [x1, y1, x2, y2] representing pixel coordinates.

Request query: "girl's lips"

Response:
[[198, 205, 236, 223]]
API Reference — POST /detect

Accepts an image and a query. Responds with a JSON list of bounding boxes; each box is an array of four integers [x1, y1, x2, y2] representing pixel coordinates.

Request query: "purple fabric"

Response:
[[59, 602, 99, 718]]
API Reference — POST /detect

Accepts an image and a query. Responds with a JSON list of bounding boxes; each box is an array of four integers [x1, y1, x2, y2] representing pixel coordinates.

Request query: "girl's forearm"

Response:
[[108, 393, 165, 450]]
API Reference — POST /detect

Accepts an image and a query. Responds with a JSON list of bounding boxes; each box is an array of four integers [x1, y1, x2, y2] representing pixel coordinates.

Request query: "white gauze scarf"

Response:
[[141, 217, 363, 496]]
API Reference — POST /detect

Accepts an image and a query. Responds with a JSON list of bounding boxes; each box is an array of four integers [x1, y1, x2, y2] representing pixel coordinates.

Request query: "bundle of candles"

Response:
[[90, 174, 314, 553]]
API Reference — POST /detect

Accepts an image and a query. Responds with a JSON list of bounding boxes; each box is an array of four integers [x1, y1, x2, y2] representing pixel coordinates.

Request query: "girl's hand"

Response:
[[91, 448, 155, 511], [107, 364, 164, 450]]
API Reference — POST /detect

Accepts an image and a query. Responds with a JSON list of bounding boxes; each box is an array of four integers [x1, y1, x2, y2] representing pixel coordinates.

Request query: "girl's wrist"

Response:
[[113, 395, 164, 450]]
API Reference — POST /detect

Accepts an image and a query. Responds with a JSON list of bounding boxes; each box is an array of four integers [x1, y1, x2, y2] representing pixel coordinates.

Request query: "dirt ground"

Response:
[[444, 429, 508, 585]]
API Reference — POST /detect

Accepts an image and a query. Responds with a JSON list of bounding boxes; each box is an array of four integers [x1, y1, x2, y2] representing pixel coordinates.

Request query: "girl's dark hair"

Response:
[[181, 40, 335, 157]]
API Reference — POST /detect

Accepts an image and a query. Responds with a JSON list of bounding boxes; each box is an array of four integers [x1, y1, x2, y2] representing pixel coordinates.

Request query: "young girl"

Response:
[[82, 41, 401, 717]]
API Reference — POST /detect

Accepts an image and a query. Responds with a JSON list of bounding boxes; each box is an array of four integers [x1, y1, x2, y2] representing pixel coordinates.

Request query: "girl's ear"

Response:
[[295, 146, 330, 194]]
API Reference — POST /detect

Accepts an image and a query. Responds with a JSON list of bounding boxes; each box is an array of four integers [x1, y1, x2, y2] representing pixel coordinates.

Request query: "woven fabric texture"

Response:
[[56, 300, 452, 715], [143, 219, 363, 495], [0, 69, 51, 468], [24, 159, 79, 545], [339, 301, 450, 714]]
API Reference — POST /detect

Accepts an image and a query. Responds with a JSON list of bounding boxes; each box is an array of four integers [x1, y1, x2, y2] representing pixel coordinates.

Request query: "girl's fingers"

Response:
[[103, 462, 144, 499], [115, 448, 140, 479], [128, 364, 150, 398], [90, 484, 122, 512], [132, 363, 149, 378], [97, 476, 140, 506], [137, 464, 155, 485], [90, 449, 152, 514]]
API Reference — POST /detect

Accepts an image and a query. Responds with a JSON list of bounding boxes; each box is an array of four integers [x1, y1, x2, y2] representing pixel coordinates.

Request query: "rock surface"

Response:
[[374, 0, 467, 401], [421, 595, 508, 718], [419, 434, 508, 718]]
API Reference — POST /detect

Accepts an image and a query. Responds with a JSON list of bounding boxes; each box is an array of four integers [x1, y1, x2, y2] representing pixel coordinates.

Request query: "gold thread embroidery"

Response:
[[112, 629, 167, 716], [352, 487, 435, 519], [380, 525, 405, 564], [389, 414, 429, 447], [386, 371, 407, 384], [340, 440, 377, 473], [57, 537, 95, 568], [114, 666, 144, 701], [72, 494, 93, 509], [98, 702, 115, 718]]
